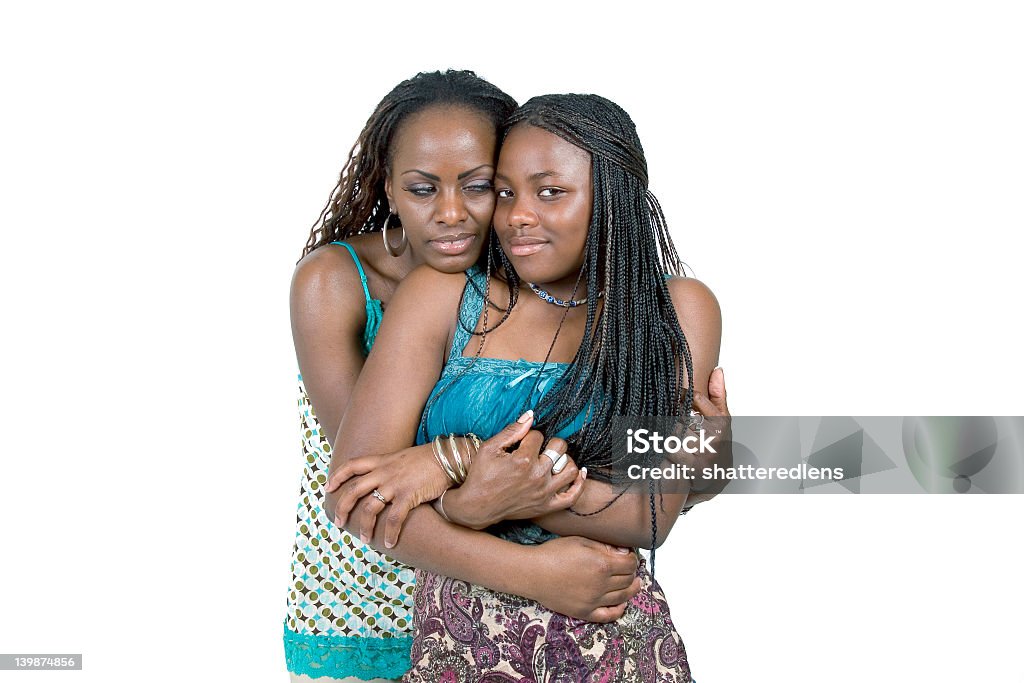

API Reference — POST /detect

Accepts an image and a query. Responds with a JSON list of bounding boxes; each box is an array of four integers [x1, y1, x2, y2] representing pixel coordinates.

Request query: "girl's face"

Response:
[[493, 124, 593, 289], [385, 105, 497, 272]]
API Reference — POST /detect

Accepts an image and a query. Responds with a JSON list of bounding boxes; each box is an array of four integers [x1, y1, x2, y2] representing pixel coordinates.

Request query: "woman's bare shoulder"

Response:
[[666, 276, 720, 318], [290, 244, 367, 322], [392, 265, 471, 312], [666, 276, 722, 377], [293, 242, 361, 281], [370, 265, 473, 368]]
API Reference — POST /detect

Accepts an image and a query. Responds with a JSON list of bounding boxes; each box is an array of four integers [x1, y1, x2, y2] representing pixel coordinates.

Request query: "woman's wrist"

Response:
[[439, 485, 493, 530], [416, 441, 459, 493], [500, 542, 544, 602], [430, 434, 479, 486]]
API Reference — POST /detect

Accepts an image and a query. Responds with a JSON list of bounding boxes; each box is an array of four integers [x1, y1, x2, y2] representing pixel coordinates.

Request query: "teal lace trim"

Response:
[[442, 355, 569, 378], [283, 622, 412, 680]]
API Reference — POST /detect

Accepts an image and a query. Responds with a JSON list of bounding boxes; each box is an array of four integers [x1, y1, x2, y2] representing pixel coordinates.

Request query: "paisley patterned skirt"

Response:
[[403, 559, 690, 683]]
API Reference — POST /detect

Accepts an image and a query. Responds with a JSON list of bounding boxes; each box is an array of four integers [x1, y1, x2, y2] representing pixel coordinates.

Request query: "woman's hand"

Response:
[[325, 444, 451, 547], [442, 412, 587, 530], [681, 366, 732, 506], [693, 366, 729, 417], [527, 536, 642, 622]]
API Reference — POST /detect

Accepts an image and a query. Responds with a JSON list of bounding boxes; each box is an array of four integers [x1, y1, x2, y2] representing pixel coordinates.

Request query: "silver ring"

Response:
[[542, 448, 562, 465], [551, 454, 569, 475], [370, 489, 387, 505]]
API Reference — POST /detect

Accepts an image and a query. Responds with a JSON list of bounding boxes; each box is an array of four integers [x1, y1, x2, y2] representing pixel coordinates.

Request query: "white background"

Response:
[[1, 1, 1022, 681]]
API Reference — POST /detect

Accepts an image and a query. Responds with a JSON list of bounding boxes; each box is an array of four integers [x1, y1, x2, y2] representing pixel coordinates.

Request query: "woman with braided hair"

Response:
[[327, 93, 723, 681], [286, 74, 653, 682]]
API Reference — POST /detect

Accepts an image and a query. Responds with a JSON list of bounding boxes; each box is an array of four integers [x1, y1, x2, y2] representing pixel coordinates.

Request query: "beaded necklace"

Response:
[[527, 282, 591, 308]]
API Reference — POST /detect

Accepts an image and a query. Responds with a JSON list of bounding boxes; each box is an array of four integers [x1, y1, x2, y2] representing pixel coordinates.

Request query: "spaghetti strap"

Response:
[[329, 241, 383, 355], [331, 241, 373, 307]]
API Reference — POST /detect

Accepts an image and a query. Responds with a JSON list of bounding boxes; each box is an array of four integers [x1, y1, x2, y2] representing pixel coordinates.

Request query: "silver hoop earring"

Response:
[[381, 212, 408, 257]]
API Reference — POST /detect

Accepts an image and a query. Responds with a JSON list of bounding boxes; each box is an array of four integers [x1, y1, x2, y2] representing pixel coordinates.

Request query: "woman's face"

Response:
[[384, 105, 497, 272], [493, 124, 593, 289]]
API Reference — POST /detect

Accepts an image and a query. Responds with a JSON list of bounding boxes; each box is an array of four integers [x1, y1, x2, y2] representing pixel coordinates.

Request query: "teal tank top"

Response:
[[331, 241, 384, 354], [416, 267, 589, 545], [416, 266, 587, 446], [285, 242, 413, 680]]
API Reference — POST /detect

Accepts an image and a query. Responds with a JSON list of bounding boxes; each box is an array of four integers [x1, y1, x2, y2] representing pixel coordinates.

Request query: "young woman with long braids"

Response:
[[326, 94, 724, 681], [286, 74, 651, 682]]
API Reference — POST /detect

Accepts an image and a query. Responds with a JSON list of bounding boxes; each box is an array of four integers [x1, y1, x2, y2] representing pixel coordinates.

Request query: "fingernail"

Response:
[[581, 467, 588, 480], [615, 546, 630, 553], [359, 533, 369, 544], [385, 539, 395, 549], [517, 409, 534, 424]]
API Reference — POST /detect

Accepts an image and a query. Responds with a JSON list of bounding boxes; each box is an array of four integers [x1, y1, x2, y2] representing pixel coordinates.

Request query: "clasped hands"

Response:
[[326, 409, 585, 549]]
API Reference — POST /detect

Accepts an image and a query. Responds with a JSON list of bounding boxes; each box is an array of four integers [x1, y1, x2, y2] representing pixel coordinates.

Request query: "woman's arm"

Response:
[[290, 246, 371, 448], [527, 277, 723, 549], [354, 502, 641, 622]]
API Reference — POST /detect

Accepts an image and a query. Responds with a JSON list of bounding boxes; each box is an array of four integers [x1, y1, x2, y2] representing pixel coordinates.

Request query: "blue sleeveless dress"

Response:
[[284, 242, 416, 680], [404, 267, 692, 682]]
